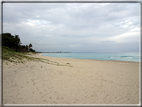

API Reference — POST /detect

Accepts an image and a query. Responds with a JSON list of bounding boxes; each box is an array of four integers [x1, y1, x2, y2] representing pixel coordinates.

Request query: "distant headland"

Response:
[[36, 51, 71, 53]]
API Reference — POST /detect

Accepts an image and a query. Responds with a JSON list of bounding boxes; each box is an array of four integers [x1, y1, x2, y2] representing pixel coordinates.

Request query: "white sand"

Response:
[[3, 54, 140, 104]]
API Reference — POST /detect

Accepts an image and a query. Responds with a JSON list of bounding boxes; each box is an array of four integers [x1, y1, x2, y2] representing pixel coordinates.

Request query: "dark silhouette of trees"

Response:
[[26, 45, 29, 51], [2, 33, 21, 49], [29, 48, 35, 52], [14, 34, 21, 51], [2, 33, 35, 52], [28, 43, 35, 52], [29, 43, 32, 49]]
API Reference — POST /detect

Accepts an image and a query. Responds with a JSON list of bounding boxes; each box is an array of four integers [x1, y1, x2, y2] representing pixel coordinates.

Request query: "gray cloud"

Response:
[[3, 3, 140, 52]]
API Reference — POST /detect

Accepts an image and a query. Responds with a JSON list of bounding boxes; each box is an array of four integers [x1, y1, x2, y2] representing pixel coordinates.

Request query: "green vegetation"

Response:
[[3, 46, 35, 63], [2, 33, 35, 52], [2, 33, 72, 67], [2, 33, 38, 64], [3, 45, 72, 67]]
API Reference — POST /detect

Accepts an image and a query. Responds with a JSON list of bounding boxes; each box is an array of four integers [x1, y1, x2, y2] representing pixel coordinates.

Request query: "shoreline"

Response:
[[3, 53, 140, 104], [40, 52, 140, 63], [39, 53, 140, 64]]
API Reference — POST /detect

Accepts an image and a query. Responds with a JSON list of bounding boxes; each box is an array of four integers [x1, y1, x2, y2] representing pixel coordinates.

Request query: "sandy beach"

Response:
[[3, 54, 140, 104]]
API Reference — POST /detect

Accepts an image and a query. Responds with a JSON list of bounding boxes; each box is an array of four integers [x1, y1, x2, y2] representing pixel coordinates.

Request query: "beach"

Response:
[[3, 54, 140, 104]]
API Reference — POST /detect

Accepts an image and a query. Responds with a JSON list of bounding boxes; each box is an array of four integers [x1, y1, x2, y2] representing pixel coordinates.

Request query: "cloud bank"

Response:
[[3, 3, 140, 52]]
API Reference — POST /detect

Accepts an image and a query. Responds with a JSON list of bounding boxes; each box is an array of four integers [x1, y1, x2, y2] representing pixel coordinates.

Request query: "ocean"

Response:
[[42, 52, 141, 62]]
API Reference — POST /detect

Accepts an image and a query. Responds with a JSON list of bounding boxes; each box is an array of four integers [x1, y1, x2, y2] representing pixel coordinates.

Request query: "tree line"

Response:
[[2, 33, 36, 52]]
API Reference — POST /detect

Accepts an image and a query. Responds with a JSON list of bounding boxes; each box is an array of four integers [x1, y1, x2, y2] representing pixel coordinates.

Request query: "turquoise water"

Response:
[[42, 52, 141, 62]]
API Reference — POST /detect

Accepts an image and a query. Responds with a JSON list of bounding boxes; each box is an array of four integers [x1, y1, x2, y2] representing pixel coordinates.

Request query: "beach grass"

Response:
[[3, 46, 72, 67], [3, 46, 35, 63]]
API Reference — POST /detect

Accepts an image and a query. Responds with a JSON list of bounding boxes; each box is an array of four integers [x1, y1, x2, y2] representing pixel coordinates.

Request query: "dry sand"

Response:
[[3, 54, 140, 104]]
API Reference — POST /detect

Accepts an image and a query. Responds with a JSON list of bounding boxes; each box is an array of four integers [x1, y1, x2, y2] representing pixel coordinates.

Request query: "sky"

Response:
[[3, 2, 140, 52]]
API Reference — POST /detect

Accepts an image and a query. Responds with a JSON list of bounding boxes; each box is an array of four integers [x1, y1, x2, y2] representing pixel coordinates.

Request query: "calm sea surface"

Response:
[[42, 52, 141, 62]]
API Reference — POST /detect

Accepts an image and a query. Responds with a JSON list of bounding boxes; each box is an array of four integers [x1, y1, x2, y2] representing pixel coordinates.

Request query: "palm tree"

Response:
[[14, 34, 21, 51], [28, 43, 33, 52], [29, 43, 32, 48]]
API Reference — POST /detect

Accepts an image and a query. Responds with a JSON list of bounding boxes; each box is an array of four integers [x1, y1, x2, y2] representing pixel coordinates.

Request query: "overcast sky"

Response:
[[3, 2, 140, 52]]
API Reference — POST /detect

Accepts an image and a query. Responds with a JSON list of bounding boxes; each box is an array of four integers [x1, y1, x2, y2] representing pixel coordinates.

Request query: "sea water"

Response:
[[42, 52, 141, 62]]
